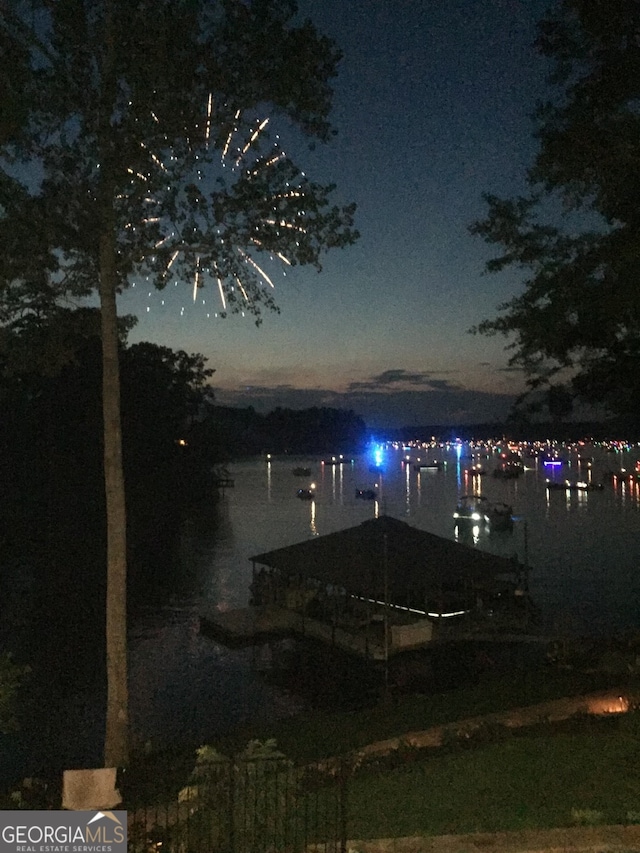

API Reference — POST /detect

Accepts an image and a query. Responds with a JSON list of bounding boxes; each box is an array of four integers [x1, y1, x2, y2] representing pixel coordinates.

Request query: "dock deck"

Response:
[[199, 604, 546, 661], [199, 605, 298, 643], [199, 605, 389, 660]]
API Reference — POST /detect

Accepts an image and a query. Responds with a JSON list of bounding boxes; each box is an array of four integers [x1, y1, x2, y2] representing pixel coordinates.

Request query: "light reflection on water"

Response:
[[127, 444, 640, 749]]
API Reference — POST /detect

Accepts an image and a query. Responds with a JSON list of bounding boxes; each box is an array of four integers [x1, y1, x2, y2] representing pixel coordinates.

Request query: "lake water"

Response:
[[127, 441, 640, 744], [5, 439, 640, 778]]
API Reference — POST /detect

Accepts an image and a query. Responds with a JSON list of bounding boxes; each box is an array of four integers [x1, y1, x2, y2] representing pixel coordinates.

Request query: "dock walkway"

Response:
[[198, 604, 551, 661], [199, 605, 297, 642], [199, 604, 389, 659]]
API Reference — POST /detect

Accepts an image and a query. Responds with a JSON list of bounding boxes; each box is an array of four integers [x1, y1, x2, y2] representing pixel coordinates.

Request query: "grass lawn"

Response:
[[119, 716, 640, 850], [119, 642, 640, 843], [226, 660, 632, 762], [343, 719, 640, 838]]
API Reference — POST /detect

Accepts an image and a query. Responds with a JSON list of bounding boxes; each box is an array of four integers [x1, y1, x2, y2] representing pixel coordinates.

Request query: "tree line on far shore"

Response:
[[0, 308, 368, 543]]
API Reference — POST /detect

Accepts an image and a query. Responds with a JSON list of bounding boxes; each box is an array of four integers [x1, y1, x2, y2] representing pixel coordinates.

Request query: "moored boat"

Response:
[[546, 479, 604, 492], [465, 462, 486, 476], [493, 462, 523, 479], [569, 480, 604, 492], [355, 488, 377, 500], [322, 456, 352, 465], [413, 460, 443, 471], [488, 501, 514, 530], [453, 494, 491, 524], [542, 454, 564, 468]]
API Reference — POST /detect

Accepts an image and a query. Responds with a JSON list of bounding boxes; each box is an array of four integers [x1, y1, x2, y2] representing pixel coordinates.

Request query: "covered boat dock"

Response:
[[201, 515, 532, 659]]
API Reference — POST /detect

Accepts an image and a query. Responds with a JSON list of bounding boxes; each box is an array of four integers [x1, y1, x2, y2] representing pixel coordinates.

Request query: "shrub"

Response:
[[570, 808, 605, 826]]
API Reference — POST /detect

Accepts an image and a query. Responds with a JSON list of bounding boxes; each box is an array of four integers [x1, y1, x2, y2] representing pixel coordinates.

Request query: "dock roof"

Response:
[[250, 515, 522, 600]]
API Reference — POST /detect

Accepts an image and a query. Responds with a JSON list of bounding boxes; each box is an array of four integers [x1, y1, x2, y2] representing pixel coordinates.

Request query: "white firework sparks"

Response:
[[192, 256, 201, 302], [126, 94, 308, 318], [235, 118, 269, 166]]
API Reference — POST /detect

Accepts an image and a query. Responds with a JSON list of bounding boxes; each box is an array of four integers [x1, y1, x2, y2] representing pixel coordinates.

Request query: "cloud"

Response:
[[426, 378, 459, 392], [347, 368, 461, 393]]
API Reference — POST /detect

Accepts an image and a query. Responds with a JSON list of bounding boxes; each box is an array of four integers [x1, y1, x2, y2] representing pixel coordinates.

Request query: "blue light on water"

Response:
[[368, 441, 385, 469]]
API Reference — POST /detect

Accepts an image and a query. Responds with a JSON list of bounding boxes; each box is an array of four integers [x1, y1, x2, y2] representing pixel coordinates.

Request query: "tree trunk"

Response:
[[99, 227, 129, 768], [97, 0, 128, 772]]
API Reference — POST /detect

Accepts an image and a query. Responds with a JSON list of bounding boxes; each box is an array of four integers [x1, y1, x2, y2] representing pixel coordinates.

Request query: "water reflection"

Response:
[[404, 462, 411, 515], [309, 499, 318, 535], [613, 474, 640, 506], [575, 488, 589, 508], [462, 470, 484, 496], [454, 522, 481, 545]]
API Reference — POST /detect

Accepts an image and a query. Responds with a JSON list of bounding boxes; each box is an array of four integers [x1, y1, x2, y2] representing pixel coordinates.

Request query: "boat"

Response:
[[610, 467, 640, 482], [292, 467, 312, 477], [296, 488, 315, 500], [322, 456, 352, 466], [453, 495, 491, 524], [465, 463, 486, 476], [413, 460, 442, 471], [355, 488, 377, 500], [454, 495, 515, 530], [488, 501, 514, 530], [546, 479, 604, 492], [545, 479, 568, 491], [497, 451, 523, 465], [569, 481, 604, 492], [492, 462, 523, 479], [542, 454, 564, 468]]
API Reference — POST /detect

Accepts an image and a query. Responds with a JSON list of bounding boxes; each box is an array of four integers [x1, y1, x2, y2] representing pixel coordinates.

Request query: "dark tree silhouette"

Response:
[[470, 0, 640, 426], [1, 0, 358, 766]]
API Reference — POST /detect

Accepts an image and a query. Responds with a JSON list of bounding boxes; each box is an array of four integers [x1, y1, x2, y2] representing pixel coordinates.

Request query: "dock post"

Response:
[[383, 533, 389, 695]]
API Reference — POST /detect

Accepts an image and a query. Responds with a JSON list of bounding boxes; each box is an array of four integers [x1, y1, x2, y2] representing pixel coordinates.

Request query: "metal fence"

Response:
[[123, 755, 350, 853]]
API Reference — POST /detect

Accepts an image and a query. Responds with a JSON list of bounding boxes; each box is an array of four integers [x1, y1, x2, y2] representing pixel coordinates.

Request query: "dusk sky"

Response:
[[119, 0, 552, 430]]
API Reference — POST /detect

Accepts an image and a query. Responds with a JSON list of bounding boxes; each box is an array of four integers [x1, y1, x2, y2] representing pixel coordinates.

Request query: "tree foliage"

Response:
[[201, 403, 367, 457], [262, 405, 367, 454], [0, 312, 217, 502], [470, 0, 640, 424], [1, 0, 358, 323], [1, 0, 358, 766], [0, 655, 29, 735]]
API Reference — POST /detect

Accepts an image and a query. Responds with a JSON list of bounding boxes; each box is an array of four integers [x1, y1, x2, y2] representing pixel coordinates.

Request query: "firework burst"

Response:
[[118, 94, 318, 322]]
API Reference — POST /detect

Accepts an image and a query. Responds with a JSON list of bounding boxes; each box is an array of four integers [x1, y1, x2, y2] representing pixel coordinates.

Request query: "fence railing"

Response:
[[123, 755, 350, 853]]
